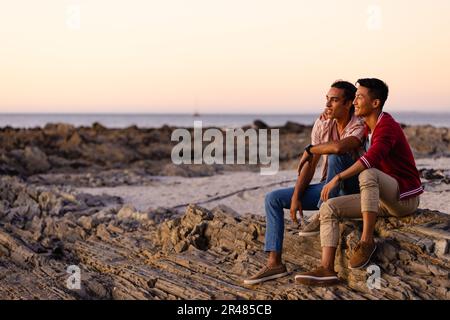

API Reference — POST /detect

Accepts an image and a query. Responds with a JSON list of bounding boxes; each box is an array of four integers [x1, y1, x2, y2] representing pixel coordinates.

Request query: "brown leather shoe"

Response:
[[243, 264, 289, 285], [294, 266, 339, 286], [349, 241, 377, 269]]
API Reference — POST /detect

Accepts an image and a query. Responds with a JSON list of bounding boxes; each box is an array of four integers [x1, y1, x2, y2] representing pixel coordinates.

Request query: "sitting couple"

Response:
[[244, 78, 423, 286]]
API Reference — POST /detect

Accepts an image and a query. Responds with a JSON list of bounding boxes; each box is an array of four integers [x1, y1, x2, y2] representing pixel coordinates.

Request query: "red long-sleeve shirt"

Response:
[[359, 112, 423, 200]]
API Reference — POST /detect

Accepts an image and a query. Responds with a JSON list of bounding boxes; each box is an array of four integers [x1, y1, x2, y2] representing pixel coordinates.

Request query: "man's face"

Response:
[[353, 86, 375, 117], [325, 87, 350, 120]]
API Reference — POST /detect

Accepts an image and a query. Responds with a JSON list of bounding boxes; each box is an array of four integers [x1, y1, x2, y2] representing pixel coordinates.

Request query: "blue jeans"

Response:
[[264, 153, 359, 252]]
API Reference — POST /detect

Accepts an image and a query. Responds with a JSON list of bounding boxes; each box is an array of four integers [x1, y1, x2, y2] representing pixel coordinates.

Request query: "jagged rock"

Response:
[[92, 122, 107, 131], [403, 126, 450, 157], [0, 176, 21, 203], [39, 191, 73, 216], [21, 147, 50, 174], [149, 205, 449, 299], [44, 123, 75, 138], [11, 147, 51, 175], [76, 192, 122, 208], [60, 131, 83, 155], [420, 168, 446, 180], [146, 207, 179, 224], [116, 204, 149, 221], [78, 216, 94, 230], [0, 230, 38, 267], [252, 120, 270, 130], [282, 121, 306, 133], [40, 211, 88, 242], [420, 168, 450, 184], [10, 192, 41, 222], [157, 204, 213, 253]]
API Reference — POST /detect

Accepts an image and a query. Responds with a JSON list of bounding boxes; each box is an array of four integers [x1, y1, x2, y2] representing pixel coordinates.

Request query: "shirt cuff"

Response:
[[359, 156, 372, 168]]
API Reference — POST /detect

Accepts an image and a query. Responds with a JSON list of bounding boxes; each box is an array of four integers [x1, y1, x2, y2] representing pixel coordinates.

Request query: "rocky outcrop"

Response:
[[1, 122, 448, 177], [420, 168, 450, 184], [403, 126, 450, 157], [0, 176, 448, 299]]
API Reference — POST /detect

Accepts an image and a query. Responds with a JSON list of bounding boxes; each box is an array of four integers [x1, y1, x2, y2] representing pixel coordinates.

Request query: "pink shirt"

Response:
[[311, 114, 365, 181]]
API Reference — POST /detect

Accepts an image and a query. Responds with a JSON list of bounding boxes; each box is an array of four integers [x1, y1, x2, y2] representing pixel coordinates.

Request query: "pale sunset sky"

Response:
[[1, 0, 449, 113]]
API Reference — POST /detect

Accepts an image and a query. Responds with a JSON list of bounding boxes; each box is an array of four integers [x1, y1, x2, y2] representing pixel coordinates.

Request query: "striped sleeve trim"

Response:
[[399, 186, 424, 199], [360, 156, 372, 168]]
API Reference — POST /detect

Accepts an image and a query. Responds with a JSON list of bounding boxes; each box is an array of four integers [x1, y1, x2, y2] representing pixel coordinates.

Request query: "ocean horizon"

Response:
[[0, 112, 449, 129]]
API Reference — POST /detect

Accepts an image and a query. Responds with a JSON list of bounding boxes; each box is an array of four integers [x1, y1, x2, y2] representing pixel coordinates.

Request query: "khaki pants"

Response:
[[319, 168, 420, 247]]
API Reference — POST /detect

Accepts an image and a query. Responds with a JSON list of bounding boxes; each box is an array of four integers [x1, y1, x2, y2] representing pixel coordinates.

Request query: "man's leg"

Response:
[[300, 153, 360, 238], [319, 195, 363, 268], [264, 183, 324, 266], [295, 194, 362, 285], [360, 168, 420, 218], [244, 183, 325, 284], [296, 168, 421, 284], [264, 187, 294, 267], [319, 169, 409, 271], [350, 168, 420, 268]]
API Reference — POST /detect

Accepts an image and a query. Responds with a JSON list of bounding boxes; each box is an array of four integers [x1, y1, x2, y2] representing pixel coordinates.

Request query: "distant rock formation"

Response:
[[403, 125, 450, 157], [252, 119, 270, 130], [1, 122, 448, 177]]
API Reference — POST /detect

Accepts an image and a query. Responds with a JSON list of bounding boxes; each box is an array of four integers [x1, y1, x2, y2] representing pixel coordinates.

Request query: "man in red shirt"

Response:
[[295, 78, 423, 286]]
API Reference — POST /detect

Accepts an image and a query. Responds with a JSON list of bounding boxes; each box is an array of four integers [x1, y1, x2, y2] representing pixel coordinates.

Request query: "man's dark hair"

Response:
[[331, 80, 357, 103], [356, 78, 389, 109]]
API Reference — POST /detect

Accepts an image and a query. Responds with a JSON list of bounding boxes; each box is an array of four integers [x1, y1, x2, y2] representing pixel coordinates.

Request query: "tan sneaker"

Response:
[[294, 266, 339, 286], [349, 241, 377, 269], [298, 213, 320, 237], [243, 264, 289, 285]]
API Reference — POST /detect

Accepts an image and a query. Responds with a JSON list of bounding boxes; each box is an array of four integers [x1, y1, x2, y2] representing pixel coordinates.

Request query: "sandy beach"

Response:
[[75, 157, 450, 216]]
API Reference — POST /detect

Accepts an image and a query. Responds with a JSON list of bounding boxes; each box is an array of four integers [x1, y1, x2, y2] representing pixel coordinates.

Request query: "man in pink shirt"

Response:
[[244, 80, 365, 285]]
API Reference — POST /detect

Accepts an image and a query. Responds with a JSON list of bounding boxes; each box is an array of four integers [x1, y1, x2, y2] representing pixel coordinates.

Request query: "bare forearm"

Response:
[[293, 162, 316, 198], [310, 137, 361, 155], [337, 160, 365, 181], [309, 142, 340, 155]]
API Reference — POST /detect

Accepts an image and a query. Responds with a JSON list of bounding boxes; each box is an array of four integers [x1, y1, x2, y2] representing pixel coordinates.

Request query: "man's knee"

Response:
[[328, 153, 353, 171], [358, 168, 379, 186], [319, 199, 337, 222], [265, 191, 279, 207], [327, 154, 342, 167]]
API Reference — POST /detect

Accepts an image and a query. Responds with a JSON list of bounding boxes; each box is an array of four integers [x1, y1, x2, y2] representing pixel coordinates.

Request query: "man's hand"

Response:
[[320, 175, 340, 202], [319, 108, 330, 121], [290, 197, 303, 225]]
